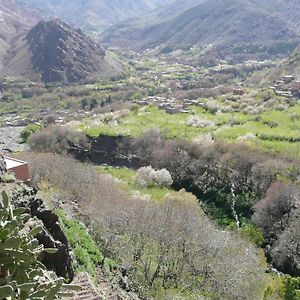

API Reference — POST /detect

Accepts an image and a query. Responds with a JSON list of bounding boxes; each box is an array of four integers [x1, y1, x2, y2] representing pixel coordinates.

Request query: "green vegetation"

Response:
[[57, 210, 117, 278], [80, 102, 300, 157], [20, 124, 42, 143], [2, 36, 300, 300], [99, 165, 171, 201], [238, 224, 265, 246], [283, 276, 300, 300], [24, 153, 274, 299], [0, 173, 16, 183], [0, 192, 79, 299]]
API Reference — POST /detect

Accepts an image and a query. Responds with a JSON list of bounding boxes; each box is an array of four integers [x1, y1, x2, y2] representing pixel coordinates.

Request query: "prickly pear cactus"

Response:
[[0, 191, 80, 299]]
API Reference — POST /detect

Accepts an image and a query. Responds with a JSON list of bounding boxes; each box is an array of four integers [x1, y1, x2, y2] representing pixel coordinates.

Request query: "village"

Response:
[[270, 75, 300, 98], [134, 96, 201, 114]]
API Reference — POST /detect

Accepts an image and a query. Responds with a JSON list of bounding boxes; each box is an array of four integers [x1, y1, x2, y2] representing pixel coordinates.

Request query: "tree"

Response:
[[131, 128, 165, 164], [252, 182, 299, 241], [28, 126, 89, 154], [135, 166, 173, 188], [271, 212, 300, 276], [89, 98, 98, 110]]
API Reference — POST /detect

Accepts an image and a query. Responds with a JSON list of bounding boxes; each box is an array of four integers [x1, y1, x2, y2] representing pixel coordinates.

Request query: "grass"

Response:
[[80, 103, 300, 158], [98, 165, 171, 201], [57, 210, 116, 278], [83, 105, 221, 139]]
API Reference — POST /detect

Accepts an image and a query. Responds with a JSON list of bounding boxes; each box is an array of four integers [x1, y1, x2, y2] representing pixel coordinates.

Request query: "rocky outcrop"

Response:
[[11, 184, 74, 280], [0, 127, 29, 153]]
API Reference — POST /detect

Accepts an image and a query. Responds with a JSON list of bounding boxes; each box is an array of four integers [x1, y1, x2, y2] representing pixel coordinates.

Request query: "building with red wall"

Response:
[[4, 157, 30, 182]]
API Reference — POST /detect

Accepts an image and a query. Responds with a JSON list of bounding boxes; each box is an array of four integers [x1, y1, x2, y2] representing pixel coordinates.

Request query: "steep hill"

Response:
[[268, 44, 300, 81], [2, 19, 123, 83], [103, 0, 300, 60], [0, 5, 30, 69], [12, 0, 173, 32]]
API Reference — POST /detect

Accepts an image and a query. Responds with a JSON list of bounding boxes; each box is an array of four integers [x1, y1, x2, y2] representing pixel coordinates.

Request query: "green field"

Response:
[[80, 103, 300, 157]]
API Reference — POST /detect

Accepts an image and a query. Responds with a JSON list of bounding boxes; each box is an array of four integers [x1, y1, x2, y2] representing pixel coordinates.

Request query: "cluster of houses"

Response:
[[134, 96, 201, 114], [270, 75, 300, 98], [3, 109, 92, 127]]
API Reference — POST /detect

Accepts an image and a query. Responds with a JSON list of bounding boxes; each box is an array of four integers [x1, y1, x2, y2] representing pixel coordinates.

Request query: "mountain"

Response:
[[1, 19, 123, 83], [0, 5, 31, 69], [102, 0, 300, 61], [12, 0, 173, 32], [268, 44, 300, 81]]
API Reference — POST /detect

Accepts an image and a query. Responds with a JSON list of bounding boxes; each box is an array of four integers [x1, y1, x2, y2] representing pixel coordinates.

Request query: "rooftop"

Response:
[[4, 157, 27, 169]]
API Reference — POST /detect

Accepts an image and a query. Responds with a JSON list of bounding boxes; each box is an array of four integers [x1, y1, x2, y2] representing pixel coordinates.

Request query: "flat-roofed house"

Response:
[[282, 75, 295, 84], [3, 156, 30, 182]]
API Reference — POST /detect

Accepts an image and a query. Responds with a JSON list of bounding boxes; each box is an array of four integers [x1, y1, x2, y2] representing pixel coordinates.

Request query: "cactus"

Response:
[[0, 191, 80, 299]]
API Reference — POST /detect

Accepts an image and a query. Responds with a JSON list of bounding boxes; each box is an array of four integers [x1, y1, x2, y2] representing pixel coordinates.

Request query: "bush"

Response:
[[193, 133, 214, 147], [283, 276, 300, 300], [28, 126, 89, 154], [0, 172, 16, 183], [135, 166, 173, 188], [20, 123, 42, 143], [21, 88, 35, 98], [237, 132, 256, 142], [186, 116, 215, 128], [239, 223, 265, 246]]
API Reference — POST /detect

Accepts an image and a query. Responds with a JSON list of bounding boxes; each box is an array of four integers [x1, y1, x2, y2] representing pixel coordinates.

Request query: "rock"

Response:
[[11, 184, 74, 280], [0, 126, 29, 153]]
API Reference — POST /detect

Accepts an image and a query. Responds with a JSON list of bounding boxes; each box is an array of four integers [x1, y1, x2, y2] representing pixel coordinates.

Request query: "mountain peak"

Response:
[[2, 19, 122, 83]]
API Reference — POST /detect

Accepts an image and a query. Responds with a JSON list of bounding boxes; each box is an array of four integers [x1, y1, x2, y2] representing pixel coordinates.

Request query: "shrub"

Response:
[[45, 115, 56, 125], [283, 276, 300, 300], [237, 132, 256, 142], [135, 166, 173, 188], [193, 133, 214, 147], [28, 126, 89, 154], [0, 172, 16, 183], [20, 123, 42, 143], [130, 104, 140, 113], [239, 223, 265, 246], [186, 116, 215, 128], [21, 88, 35, 98]]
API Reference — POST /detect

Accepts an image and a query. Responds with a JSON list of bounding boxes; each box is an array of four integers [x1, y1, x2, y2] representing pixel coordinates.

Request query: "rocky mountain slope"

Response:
[[1, 19, 123, 83], [268, 43, 300, 81], [0, 5, 31, 69], [103, 0, 300, 60], [10, 0, 173, 32]]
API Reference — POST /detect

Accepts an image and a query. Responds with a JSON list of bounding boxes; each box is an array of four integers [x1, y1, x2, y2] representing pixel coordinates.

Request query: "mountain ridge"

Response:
[[102, 0, 300, 61], [0, 5, 31, 69], [11, 0, 174, 32]]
